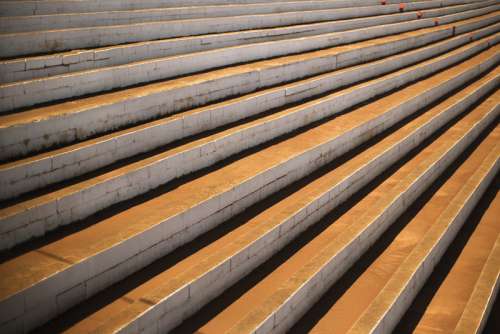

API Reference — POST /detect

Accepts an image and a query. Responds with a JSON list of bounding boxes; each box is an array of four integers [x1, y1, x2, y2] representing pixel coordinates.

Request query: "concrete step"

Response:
[[0, 1, 498, 333], [1, 13, 497, 160], [454, 225, 500, 334], [2, 1, 492, 84], [1, 38, 495, 333], [1, 0, 472, 33], [1, 33, 496, 251], [344, 109, 498, 334], [0, 0, 417, 17], [171, 71, 499, 334], [393, 176, 500, 334], [293, 99, 499, 334], [33, 55, 500, 334], [2, 22, 497, 202], [2, 5, 497, 111], [0, 1, 488, 58]]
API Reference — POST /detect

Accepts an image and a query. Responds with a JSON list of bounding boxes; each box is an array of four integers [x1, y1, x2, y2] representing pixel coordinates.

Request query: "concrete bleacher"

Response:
[[0, 0, 498, 333]]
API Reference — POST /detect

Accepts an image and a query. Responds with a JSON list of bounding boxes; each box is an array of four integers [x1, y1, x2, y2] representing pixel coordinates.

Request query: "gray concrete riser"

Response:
[[369, 152, 499, 334], [2, 1, 492, 84], [0, 47, 495, 333], [1, 35, 495, 251], [0, 24, 495, 202], [1, 15, 497, 164], [0, 1, 488, 58], [0, 0, 431, 17], [0, 0, 471, 33], [1, 3, 497, 111]]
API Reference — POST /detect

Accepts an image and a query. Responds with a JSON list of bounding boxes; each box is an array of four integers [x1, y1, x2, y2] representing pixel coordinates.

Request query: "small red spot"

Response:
[[416, 11, 423, 19], [380, 0, 387, 5], [399, 3, 406, 11]]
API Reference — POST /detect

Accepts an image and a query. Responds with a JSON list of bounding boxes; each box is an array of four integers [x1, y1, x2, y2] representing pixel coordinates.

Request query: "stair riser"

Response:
[[1, 52, 494, 334], [2, 24, 496, 202], [4, 8, 498, 113], [0, 1, 496, 333], [0, 1, 468, 58], [368, 138, 499, 334], [0, 0, 472, 33], [256, 98, 500, 334], [2, 35, 495, 252], [0, 18, 446, 112], [2, 18, 496, 162], [2, 1, 490, 84], [0, 0, 436, 17], [455, 239, 500, 334], [133, 69, 500, 334]]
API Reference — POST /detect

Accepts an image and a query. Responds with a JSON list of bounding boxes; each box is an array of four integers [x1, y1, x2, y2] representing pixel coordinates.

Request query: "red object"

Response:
[[399, 3, 406, 11], [416, 11, 423, 19], [380, 0, 387, 5]]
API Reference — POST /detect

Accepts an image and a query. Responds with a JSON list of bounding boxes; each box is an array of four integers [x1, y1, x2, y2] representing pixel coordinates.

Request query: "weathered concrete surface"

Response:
[[0, 43, 496, 333], [0, 0, 421, 17], [185, 70, 499, 334], [1, 13, 497, 161], [1, 33, 497, 252], [2, 5, 498, 112], [0, 1, 498, 333], [2, 1, 493, 84], [1, 22, 497, 202]]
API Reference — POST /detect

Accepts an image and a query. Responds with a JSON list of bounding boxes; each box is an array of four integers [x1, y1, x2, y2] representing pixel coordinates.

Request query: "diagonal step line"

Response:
[[1, 20, 498, 201], [1, 32, 498, 253], [1, 48, 494, 334], [2, 4, 498, 112], [0, 0, 491, 83], [224, 91, 499, 334], [454, 235, 500, 334], [348, 115, 500, 334]]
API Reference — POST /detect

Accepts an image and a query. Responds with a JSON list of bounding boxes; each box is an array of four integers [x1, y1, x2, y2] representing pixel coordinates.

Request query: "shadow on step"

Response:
[[289, 114, 499, 334], [0, 54, 459, 263], [483, 273, 500, 333], [393, 173, 499, 334], [170, 90, 498, 333], [30, 81, 430, 333], [20, 76, 498, 334]]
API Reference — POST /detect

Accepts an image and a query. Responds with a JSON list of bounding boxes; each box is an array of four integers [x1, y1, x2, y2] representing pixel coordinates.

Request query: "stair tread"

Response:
[[308, 98, 499, 334], [2, 31, 495, 251], [0, 0, 439, 35], [1, 1, 499, 332], [1, 11, 496, 172], [0, 59, 432, 297], [0, 0, 450, 59], [1, 36, 495, 240], [192, 72, 500, 334], [1, 23, 494, 202], [0, 0, 413, 16], [61, 70, 496, 334], [395, 176, 500, 333], [347, 102, 499, 334], [0, 0, 431, 26], [0, 45, 495, 333], [1, 11, 491, 126], [455, 228, 500, 333], [1, 1, 484, 80], [2, 2, 468, 85]]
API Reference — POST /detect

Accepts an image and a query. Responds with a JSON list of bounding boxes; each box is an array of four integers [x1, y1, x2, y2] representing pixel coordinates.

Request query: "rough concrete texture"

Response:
[[0, 1, 498, 333]]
